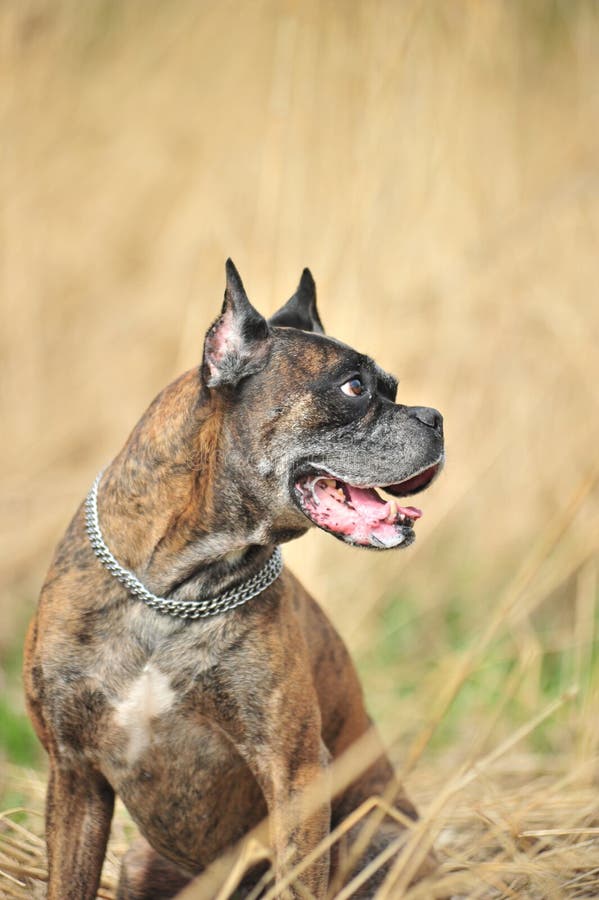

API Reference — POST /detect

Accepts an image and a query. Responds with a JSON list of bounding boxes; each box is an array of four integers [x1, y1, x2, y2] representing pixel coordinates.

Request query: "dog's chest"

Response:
[[103, 658, 234, 780], [110, 663, 178, 766], [98, 660, 250, 793], [49, 611, 238, 770], [99, 658, 265, 868], [100, 634, 227, 774]]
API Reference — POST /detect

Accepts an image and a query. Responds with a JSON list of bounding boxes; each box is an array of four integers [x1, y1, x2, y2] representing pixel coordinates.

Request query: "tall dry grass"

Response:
[[1, 0, 599, 896]]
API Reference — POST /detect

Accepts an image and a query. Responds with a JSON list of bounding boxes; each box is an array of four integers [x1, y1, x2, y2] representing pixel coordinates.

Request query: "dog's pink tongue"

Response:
[[345, 484, 389, 520], [399, 505, 423, 519], [345, 484, 422, 521]]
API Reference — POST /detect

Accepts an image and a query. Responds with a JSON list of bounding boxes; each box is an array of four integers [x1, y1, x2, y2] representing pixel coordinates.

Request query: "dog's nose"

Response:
[[408, 406, 443, 434]]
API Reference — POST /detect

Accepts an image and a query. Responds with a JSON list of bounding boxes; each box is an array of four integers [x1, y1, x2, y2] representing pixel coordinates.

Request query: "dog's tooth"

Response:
[[387, 500, 398, 522], [309, 480, 320, 505]]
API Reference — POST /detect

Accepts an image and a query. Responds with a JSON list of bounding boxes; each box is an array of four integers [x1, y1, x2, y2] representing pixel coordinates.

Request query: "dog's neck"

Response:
[[95, 464, 276, 604], [87, 471, 282, 620], [94, 371, 276, 602]]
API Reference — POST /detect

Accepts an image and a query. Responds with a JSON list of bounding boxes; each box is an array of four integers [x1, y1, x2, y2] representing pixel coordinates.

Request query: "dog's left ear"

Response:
[[203, 259, 271, 388], [269, 268, 325, 334]]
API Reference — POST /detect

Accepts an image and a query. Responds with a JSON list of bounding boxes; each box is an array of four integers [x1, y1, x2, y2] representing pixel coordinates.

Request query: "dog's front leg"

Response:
[[45, 759, 115, 900], [254, 721, 331, 900]]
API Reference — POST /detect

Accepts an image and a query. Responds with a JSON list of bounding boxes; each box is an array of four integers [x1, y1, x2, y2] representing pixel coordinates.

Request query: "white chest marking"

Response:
[[113, 664, 176, 764]]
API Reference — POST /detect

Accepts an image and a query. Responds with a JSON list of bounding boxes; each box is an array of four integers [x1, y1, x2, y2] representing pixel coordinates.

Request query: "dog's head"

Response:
[[199, 260, 444, 551]]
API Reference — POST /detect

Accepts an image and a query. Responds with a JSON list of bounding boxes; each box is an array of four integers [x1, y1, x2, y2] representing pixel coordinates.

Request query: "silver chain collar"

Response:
[[85, 471, 283, 620]]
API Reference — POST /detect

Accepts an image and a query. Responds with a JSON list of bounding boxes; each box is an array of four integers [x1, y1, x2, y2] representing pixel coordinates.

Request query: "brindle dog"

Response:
[[24, 260, 444, 899]]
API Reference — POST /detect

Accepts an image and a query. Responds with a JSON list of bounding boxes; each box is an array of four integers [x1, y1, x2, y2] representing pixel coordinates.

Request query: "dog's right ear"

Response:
[[269, 268, 325, 334], [202, 260, 271, 388]]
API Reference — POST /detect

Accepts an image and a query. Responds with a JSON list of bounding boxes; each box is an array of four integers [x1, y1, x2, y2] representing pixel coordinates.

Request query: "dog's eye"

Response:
[[341, 377, 366, 397]]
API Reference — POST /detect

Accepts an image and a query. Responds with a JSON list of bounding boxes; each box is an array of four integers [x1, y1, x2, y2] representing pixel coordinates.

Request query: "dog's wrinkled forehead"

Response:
[[270, 328, 398, 399]]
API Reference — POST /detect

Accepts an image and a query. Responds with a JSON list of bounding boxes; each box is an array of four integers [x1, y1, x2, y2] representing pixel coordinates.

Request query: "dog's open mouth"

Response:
[[293, 462, 441, 549]]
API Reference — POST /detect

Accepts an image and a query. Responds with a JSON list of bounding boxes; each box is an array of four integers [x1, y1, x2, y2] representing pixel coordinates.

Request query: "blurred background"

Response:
[[1, 0, 599, 894]]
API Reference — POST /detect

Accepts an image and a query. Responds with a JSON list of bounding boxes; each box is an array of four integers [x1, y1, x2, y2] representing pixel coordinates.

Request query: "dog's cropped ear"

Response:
[[269, 268, 325, 334], [203, 259, 271, 388]]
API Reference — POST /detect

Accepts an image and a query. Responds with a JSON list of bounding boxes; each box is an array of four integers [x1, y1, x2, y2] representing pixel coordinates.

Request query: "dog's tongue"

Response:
[[303, 477, 423, 547], [345, 484, 422, 521]]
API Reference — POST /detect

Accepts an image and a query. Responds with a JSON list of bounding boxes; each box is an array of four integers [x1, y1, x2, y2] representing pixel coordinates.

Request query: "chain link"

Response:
[[85, 470, 283, 620]]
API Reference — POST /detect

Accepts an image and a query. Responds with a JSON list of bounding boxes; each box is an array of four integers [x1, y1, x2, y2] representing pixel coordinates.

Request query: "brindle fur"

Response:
[[24, 261, 443, 899]]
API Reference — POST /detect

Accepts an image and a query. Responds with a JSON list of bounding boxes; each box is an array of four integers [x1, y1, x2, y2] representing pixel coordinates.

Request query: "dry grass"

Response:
[[1, 0, 599, 896], [3, 736, 599, 898]]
